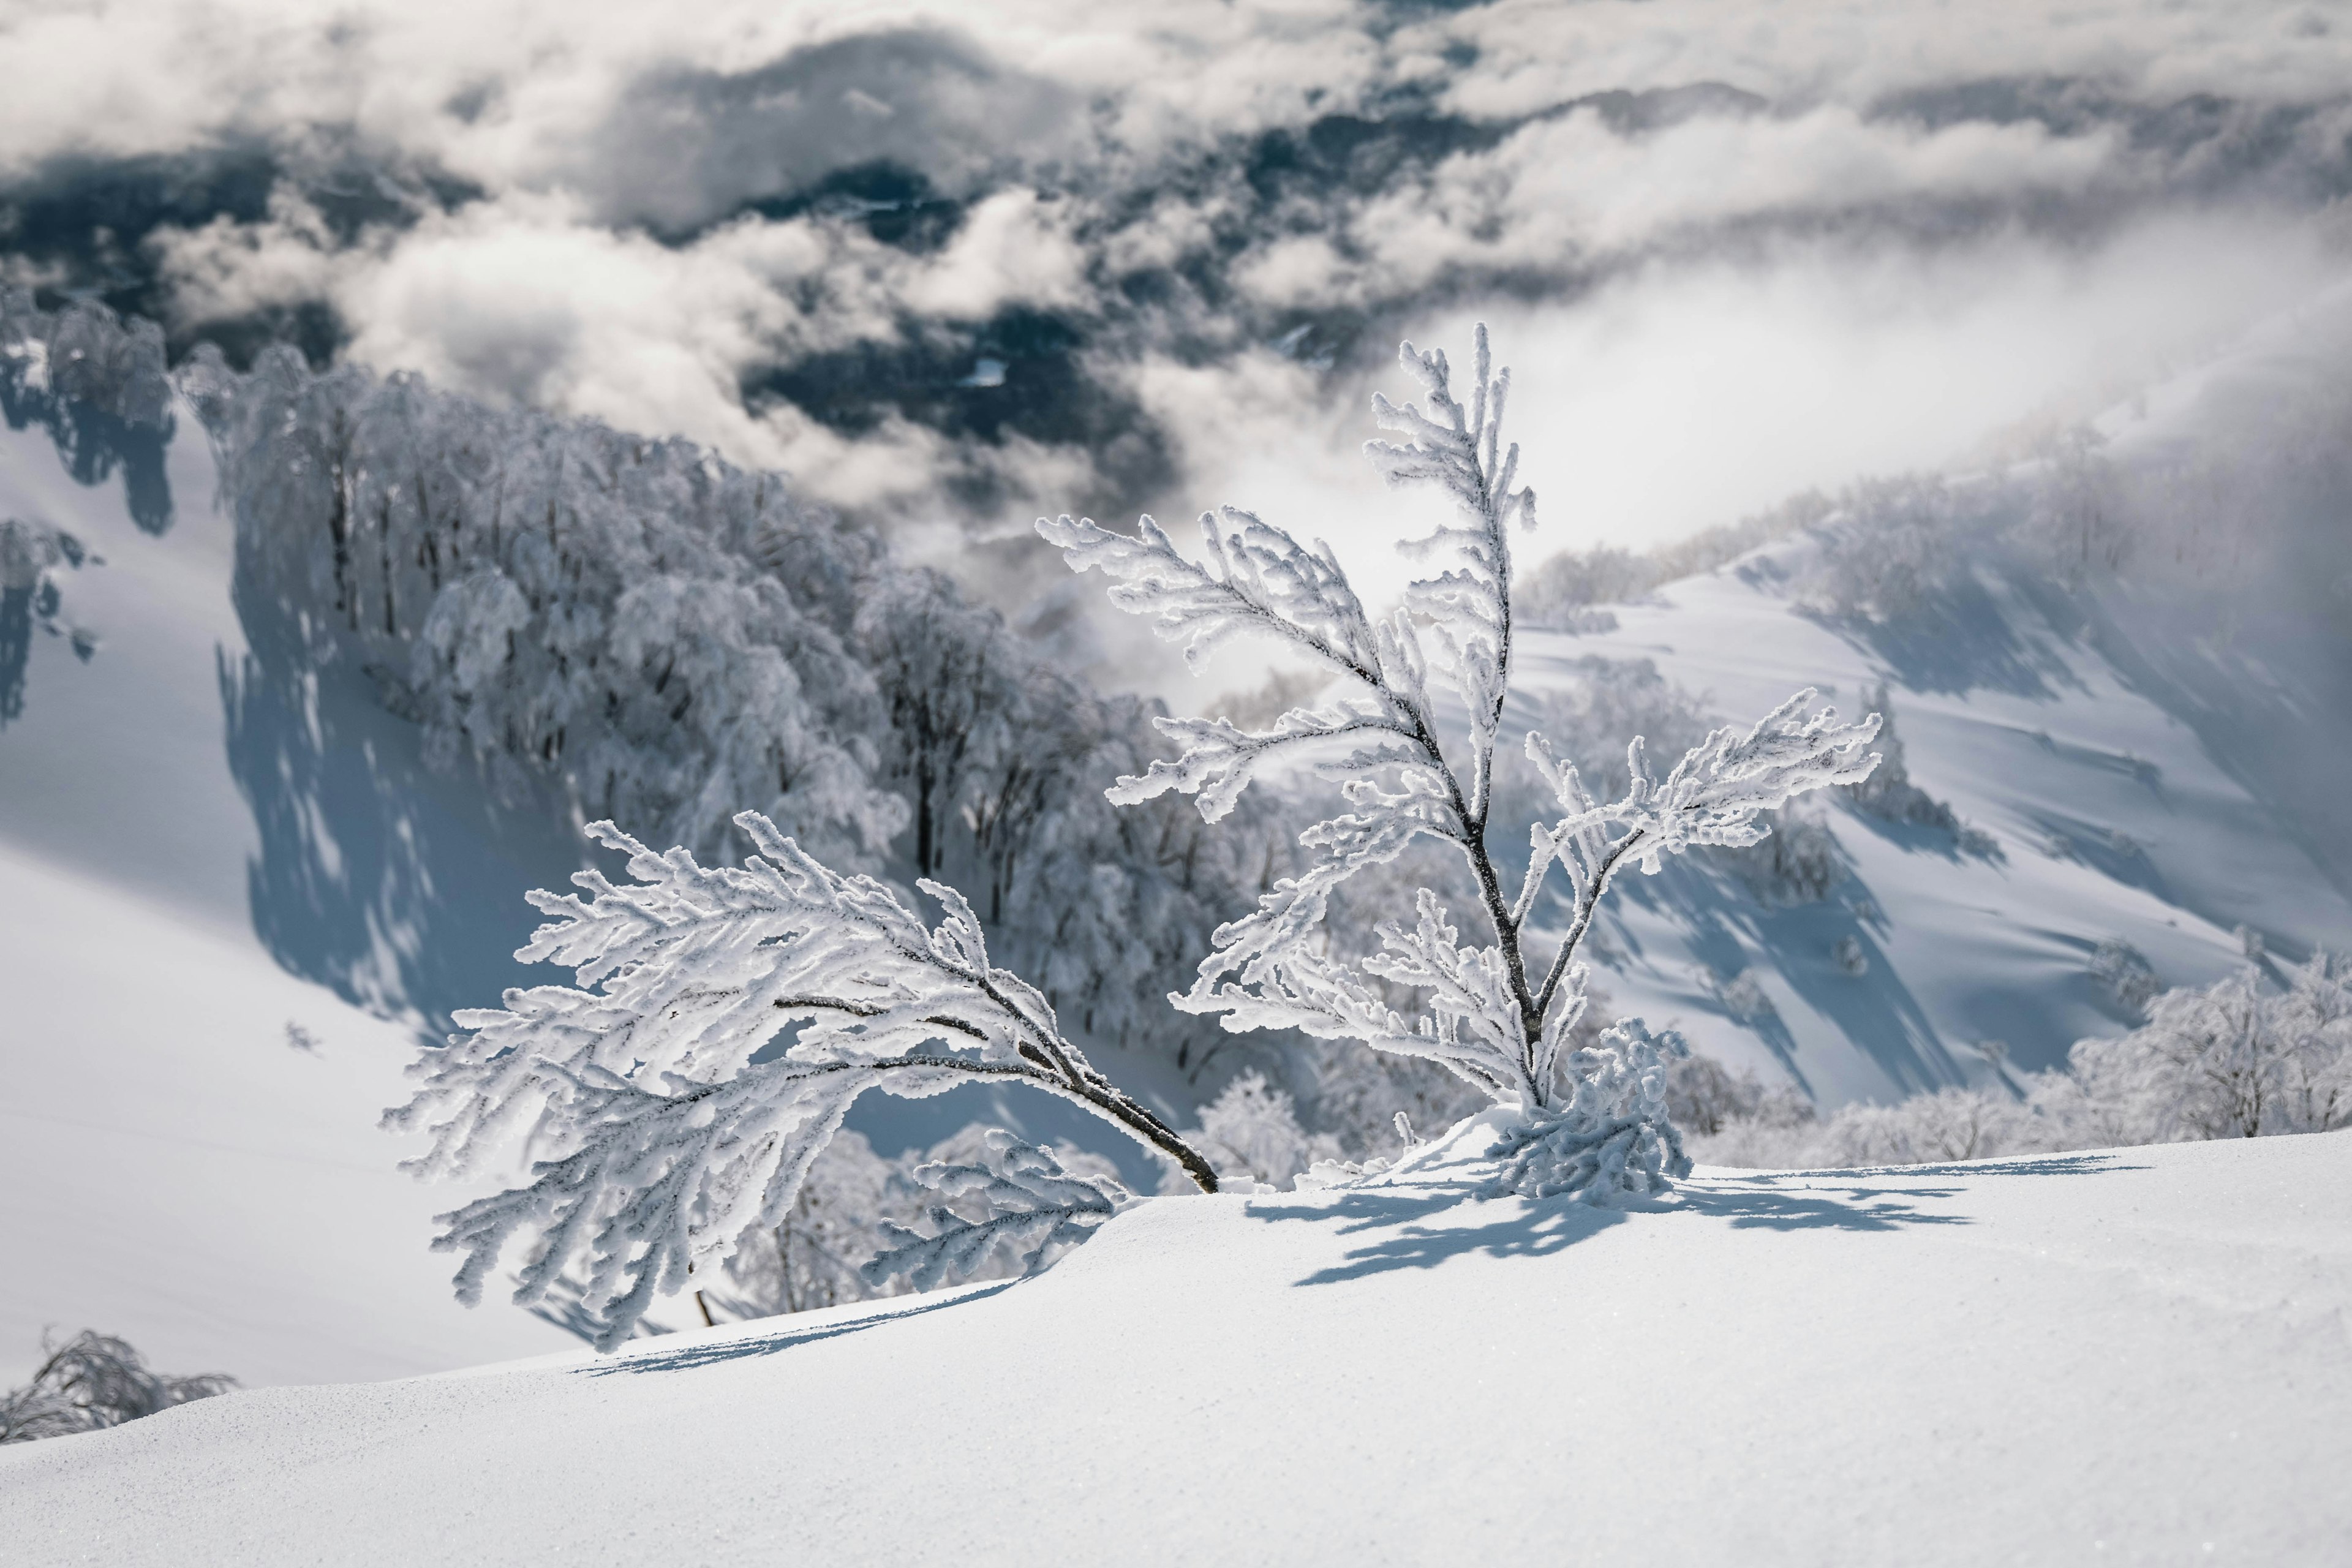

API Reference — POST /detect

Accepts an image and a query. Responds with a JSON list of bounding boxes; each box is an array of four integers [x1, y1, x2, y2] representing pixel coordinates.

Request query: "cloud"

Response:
[[567, 28, 1087, 233], [7, 0, 2352, 633]]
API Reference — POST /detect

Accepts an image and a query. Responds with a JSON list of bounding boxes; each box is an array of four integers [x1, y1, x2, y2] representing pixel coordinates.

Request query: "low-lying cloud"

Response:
[[5, 0, 2350, 636]]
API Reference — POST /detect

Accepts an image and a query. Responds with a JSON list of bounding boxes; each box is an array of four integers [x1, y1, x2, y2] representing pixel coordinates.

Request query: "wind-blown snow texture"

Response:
[[4, 1129, 2346, 1566]]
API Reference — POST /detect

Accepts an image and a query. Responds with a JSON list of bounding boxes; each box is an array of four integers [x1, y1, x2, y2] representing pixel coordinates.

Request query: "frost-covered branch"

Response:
[[1521, 690, 1882, 1033], [389, 810, 1214, 1349], [861, 1131, 1128, 1292]]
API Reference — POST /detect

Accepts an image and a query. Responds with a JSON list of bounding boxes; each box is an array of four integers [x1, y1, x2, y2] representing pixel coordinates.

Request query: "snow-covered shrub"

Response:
[[1298, 1036, 1488, 1167], [1716, 807, 1847, 905], [2054, 956, 2352, 1140], [1665, 1052, 1813, 1137], [710, 1124, 1133, 1317], [0, 1331, 235, 1444], [1838, 684, 1962, 834], [1484, 1019, 1691, 1203], [714, 1129, 906, 1317], [2089, 938, 2160, 1016], [1831, 935, 1870, 976], [1710, 967, 1779, 1025], [390, 813, 1221, 1349], [2025, 427, 2128, 583], [1169, 1071, 1344, 1191], [1512, 489, 1828, 627], [0, 290, 173, 432], [1040, 328, 1882, 1202], [1798, 476, 1959, 620], [1692, 1085, 2032, 1169], [1514, 544, 1657, 622], [1692, 954, 2352, 1169]]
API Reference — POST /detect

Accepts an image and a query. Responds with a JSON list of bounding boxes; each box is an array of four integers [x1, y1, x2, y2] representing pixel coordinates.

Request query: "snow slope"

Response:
[[6, 1126, 2346, 1566], [0, 405, 580, 1384], [1505, 290, 2352, 1107]]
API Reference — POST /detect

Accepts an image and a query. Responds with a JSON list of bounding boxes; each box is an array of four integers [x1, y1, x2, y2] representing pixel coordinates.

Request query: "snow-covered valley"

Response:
[[6, 1126, 2347, 1566]]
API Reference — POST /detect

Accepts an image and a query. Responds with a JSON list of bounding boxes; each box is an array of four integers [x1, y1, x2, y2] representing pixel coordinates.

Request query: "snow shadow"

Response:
[[1250, 1185, 1629, 1284], [1248, 1171, 1975, 1287], [1726, 1152, 2148, 1182], [1245, 1153, 2153, 1289], [220, 573, 587, 1033], [575, 1282, 1019, 1376], [0, 358, 175, 535], [1626, 857, 1965, 1097], [1803, 570, 2082, 702]]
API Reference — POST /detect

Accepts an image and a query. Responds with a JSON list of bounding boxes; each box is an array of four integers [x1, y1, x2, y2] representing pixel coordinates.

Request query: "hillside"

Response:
[[1504, 284, 2352, 1106], [5, 284, 2351, 1389], [5, 1126, 2346, 1566], [0, 396, 582, 1385]]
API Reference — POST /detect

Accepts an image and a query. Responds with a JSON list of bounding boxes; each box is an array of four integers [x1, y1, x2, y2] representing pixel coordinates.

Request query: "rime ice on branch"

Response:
[[861, 1131, 1129, 1294], [388, 813, 1214, 1350], [1040, 326, 1882, 1199]]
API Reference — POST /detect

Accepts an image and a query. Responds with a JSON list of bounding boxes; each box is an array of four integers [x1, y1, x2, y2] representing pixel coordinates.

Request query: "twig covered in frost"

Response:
[[862, 1131, 1127, 1293], [1041, 327, 1880, 1199], [389, 812, 1215, 1349]]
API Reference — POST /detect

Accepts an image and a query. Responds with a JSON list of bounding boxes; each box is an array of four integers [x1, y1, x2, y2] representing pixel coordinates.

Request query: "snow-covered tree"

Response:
[[2057, 954, 2352, 1140], [389, 812, 1219, 1349], [1169, 1071, 1344, 1191], [1039, 327, 1883, 1200]]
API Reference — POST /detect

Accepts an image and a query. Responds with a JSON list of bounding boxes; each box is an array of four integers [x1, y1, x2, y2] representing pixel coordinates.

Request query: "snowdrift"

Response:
[[6, 1127, 2346, 1566]]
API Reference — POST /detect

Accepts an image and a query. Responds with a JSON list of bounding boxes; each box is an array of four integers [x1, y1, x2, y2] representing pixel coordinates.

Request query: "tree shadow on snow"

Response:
[[1248, 1163, 1999, 1289], [574, 1281, 1020, 1376], [1725, 1152, 2147, 1182], [0, 354, 176, 535]]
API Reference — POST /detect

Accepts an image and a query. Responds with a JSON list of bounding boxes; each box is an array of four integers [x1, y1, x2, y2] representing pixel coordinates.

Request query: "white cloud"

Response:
[[16, 0, 2352, 639], [1137, 211, 2342, 627], [900, 189, 1089, 319]]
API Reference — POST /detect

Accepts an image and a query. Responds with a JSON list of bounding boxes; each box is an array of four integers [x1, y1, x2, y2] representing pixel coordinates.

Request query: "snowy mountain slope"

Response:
[[6, 1127, 2346, 1566], [1512, 565, 2352, 1104], [1502, 293, 2352, 1108], [0, 407, 581, 1384], [0, 382, 1190, 1384]]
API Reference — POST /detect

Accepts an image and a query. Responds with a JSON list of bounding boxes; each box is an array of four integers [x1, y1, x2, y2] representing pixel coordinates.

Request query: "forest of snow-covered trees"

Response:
[[113, 292, 1291, 1077]]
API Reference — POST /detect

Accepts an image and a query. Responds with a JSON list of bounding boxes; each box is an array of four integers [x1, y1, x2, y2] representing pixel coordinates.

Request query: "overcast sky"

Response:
[[4, 0, 2347, 611]]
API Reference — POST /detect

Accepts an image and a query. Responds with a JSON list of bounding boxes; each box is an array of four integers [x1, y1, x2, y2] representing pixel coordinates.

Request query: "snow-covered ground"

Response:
[[6, 1125, 2346, 1566], [0, 410, 580, 1384]]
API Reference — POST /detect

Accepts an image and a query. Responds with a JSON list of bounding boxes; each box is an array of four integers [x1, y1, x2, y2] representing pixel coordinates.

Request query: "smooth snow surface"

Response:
[[5, 1127, 2346, 1566]]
